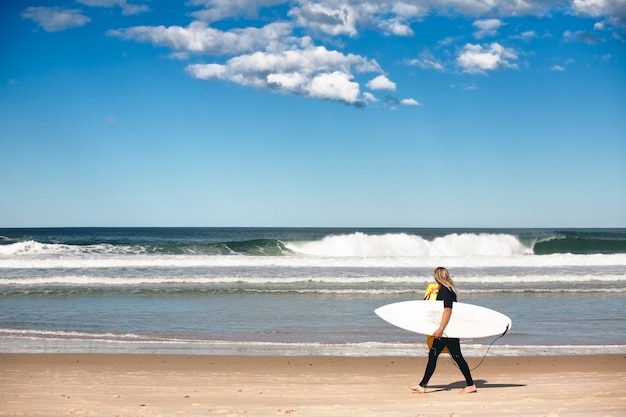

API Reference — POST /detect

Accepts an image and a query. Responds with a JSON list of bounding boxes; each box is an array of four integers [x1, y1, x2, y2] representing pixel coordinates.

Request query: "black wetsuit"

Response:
[[419, 285, 474, 388]]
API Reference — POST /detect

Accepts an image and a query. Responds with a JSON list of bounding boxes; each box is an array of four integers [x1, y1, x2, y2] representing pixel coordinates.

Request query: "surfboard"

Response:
[[374, 300, 512, 339]]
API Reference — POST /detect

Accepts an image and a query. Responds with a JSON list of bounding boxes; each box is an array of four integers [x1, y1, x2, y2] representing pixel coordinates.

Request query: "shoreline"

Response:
[[1, 354, 624, 416]]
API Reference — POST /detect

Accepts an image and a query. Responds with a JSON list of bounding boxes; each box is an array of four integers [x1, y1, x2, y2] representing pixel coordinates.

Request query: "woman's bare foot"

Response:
[[461, 384, 477, 393], [409, 384, 426, 393]]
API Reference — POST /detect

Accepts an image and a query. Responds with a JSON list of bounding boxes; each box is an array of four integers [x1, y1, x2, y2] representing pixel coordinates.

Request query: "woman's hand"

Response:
[[433, 328, 444, 338]]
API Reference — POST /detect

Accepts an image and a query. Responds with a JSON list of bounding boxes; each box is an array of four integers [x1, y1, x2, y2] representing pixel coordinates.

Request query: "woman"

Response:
[[409, 267, 477, 394]]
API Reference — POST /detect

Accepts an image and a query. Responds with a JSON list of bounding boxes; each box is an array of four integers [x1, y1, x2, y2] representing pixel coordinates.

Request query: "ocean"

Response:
[[1, 228, 624, 357]]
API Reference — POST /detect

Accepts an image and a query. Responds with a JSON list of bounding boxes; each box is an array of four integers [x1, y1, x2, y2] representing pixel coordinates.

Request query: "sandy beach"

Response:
[[1, 354, 624, 417]]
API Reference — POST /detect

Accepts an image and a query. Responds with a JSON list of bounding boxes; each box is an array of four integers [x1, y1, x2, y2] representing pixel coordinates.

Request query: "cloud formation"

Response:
[[77, 0, 149, 16], [457, 43, 519, 74], [109, 22, 294, 56], [189, 0, 286, 22], [473, 19, 504, 39], [405, 51, 445, 71], [571, 0, 626, 18], [186, 43, 380, 105], [21, 7, 91, 32], [563, 29, 607, 44], [401, 98, 421, 106], [24, 0, 625, 106], [367, 75, 396, 91]]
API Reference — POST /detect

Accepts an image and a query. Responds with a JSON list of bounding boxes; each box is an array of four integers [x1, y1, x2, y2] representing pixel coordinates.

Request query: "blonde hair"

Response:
[[434, 267, 458, 296]]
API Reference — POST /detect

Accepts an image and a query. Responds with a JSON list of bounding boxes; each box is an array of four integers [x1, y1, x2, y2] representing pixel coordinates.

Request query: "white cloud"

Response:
[[291, 0, 552, 24], [21, 6, 91, 32], [309, 71, 360, 102], [77, 0, 149, 16], [513, 30, 538, 41], [284, 1, 626, 36], [367, 75, 396, 91], [105, 0, 626, 107], [287, 0, 541, 39], [267, 72, 309, 89], [186, 45, 381, 105], [401, 98, 421, 106], [563, 29, 606, 44], [383, 95, 421, 108], [187, 63, 228, 79], [594, 21, 606, 29], [391, 2, 426, 17], [78, 0, 119, 5], [288, 1, 423, 38], [189, 0, 286, 22], [289, 2, 362, 36], [108, 22, 294, 55], [571, 0, 624, 17], [426, 0, 548, 16], [473, 19, 503, 39], [571, 0, 626, 28], [378, 2, 427, 36], [457, 43, 519, 74], [439, 36, 460, 46], [551, 65, 566, 71], [110, 0, 626, 43], [363, 92, 379, 102], [406, 50, 444, 70], [380, 19, 415, 36]]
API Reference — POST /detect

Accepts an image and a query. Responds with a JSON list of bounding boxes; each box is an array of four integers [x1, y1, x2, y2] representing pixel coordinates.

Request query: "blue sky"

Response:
[[1, 0, 625, 228]]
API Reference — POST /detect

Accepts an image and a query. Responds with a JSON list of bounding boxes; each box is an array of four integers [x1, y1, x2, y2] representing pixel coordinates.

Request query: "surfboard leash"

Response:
[[450, 324, 510, 371]]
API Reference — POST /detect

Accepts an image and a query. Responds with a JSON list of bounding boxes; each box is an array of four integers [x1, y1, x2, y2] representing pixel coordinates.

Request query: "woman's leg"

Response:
[[445, 338, 475, 388], [417, 337, 447, 388]]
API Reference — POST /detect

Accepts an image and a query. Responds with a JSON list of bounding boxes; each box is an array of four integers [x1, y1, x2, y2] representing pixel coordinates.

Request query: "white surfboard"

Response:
[[375, 300, 512, 339]]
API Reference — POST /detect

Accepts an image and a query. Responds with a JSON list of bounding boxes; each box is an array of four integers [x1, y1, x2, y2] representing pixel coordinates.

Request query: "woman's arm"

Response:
[[433, 307, 452, 338]]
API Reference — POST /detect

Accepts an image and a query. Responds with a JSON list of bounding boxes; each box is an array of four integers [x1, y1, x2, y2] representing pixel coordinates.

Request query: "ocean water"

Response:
[[0, 227, 624, 357]]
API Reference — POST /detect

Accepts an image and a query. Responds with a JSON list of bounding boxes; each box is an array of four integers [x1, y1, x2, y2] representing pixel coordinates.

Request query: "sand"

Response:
[[0, 354, 624, 417]]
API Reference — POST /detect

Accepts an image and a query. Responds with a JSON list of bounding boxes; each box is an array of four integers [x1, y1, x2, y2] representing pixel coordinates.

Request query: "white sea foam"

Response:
[[0, 328, 145, 340], [2, 232, 625, 270], [0, 330, 622, 357], [1, 272, 624, 287], [0, 240, 142, 257], [286, 232, 533, 257], [1, 252, 625, 270]]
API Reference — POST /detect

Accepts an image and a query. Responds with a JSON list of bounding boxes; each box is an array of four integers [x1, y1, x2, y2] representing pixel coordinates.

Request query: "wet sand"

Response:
[[1, 354, 624, 416]]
